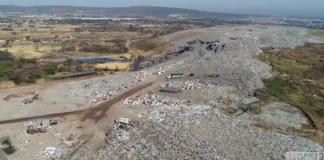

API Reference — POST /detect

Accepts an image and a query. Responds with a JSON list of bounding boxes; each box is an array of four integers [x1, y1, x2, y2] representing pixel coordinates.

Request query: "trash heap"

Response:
[[205, 40, 225, 53], [104, 118, 137, 154], [21, 94, 41, 105], [26, 119, 58, 134], [42, 146, 63, 160], [114, 118, 134, 141]]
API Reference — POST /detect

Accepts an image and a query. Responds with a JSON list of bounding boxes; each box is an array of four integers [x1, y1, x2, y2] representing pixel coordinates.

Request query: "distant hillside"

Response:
[[0, 5, 246, 19]]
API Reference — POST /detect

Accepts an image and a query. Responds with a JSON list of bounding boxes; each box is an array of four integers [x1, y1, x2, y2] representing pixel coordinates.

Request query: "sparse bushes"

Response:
[[61, 45, 76, 52], [27, 73, 42, 83], [0, 50, 14, 61], [0, 50, 60, 84], [132, 39, 160, 51], [44, 64, 58, 75], [317, 108, 324, 117], [80, 44, 128, 53], [8, 73, 23, 84], [79, 39, 128, 53]]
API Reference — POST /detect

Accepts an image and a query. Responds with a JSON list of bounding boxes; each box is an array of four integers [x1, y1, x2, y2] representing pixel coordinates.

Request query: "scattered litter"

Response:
[[27, 125, 47, 134], [21, 94, 41, 105], [114, 118, 135, 141], [166, 73, 184, 79], [63, 134, 78, 148], [115, 118, 130, 130], [49, 119, 58, 126], [26, 119, 59, 134], [31, 94, 41, 100], [21, 98, 34, 105], [42, 146, 63, 160], [115, 118, 130, 124], [159, 87, 182, 93]]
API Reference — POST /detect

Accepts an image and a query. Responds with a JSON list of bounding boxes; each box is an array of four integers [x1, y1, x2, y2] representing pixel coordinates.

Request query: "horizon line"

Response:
[[0, 4, 322, 19]]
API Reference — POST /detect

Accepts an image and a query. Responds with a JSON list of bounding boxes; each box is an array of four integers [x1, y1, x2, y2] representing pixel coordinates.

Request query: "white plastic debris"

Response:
[[42, 146, 63, 160]]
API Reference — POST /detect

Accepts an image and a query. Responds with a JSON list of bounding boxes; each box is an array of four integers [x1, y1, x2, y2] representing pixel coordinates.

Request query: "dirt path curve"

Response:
[[0, 81, 154, 125]]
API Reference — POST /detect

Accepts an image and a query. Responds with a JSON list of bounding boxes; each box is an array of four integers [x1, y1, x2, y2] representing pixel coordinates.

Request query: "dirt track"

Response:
[[0, 82, 154, 125], [81, 82, 153, 123]]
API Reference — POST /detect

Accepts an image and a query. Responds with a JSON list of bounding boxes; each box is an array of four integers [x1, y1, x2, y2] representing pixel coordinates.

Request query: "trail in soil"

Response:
[[0, 82, 153, 125]]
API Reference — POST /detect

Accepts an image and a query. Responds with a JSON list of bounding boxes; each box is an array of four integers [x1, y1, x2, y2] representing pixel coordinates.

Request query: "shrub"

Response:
[[263, 77, 290, 101], [9, 73, 23, 84], [317, 108, 324, 117], [44, 65, 58, 75], [28, 73, 41, 83], [0, 50, 14, 61]]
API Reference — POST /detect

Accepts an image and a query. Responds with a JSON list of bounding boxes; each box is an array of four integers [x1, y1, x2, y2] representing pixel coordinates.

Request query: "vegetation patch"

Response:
[[0, 51, 61, 85], [95, 62, 130, 71], [0, 81, 15, 88], [79, 39, 128, 54], [309, 29, 324, 37], [132, 39, 165, 52], [258, 43, 324, 135]]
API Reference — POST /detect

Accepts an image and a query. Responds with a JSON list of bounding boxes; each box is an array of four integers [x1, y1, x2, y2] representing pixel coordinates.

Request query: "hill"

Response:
[[0, 5, 246, 19]]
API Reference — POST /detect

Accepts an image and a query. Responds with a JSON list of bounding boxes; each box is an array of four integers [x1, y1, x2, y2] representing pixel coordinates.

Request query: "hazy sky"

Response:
[[0, 0, 323, 17]]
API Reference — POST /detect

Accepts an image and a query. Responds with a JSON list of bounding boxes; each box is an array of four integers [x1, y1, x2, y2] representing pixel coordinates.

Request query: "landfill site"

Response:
[[1, 25, 324, 160]]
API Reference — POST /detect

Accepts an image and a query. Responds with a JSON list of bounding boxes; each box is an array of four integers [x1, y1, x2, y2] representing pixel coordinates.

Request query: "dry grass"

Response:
[[309, 29, 324, 37], [0, 81, 16, 88], [0, 31, 13, 39], [36, 78, 46, 84], [165, 30, 204, 44], [95, 62, 130, 71], [1, 24, 165, 59], [131, 38, 169, 57], [0, 45, 61, 59]]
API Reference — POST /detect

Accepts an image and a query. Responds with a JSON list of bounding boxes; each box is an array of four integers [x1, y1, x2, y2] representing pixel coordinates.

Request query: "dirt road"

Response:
[[0, 82, 154, 125]]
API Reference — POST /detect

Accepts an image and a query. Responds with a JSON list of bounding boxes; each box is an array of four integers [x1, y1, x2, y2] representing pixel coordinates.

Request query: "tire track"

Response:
[[0, 82, 154, 125]]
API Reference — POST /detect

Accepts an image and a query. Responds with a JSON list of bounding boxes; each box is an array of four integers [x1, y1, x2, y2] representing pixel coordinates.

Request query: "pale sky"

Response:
[[0, 0, 323, 18]]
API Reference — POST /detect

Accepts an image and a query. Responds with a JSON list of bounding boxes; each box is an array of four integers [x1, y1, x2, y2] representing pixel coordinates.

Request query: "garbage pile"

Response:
[[206, 40, 225, 53], [72, 25, 324, 160], [62, 134, 79, 148], [21, 94, 41, 105], [69, 75, 137, 105], [113, 118, 135, 141], [179, 39, 226, 55], [42, 146, 63, 160], [89, 90, 118, 104], [176, 44, 193, 54], [26, 119, 58, 134], [123, 93, 159, 107]]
